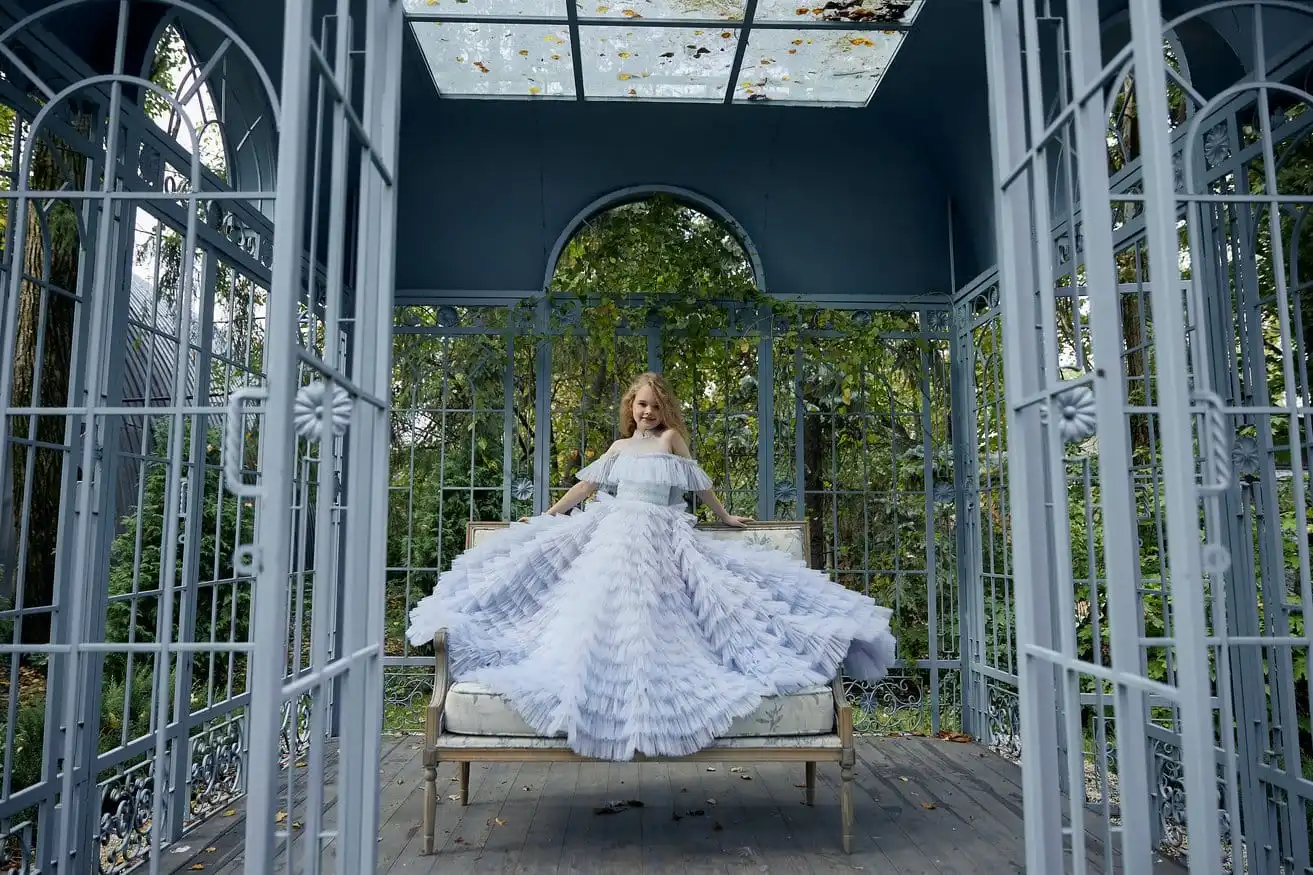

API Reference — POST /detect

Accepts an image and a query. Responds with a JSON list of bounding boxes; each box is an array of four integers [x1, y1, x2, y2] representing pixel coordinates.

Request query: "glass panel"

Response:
[[579, 25, 738, 99], [753, 0, 923, 23], [587, 0, 748, 21], [731, 27, 902, 104], [403, 0, 567, 18], [410, 22, 577, 97]]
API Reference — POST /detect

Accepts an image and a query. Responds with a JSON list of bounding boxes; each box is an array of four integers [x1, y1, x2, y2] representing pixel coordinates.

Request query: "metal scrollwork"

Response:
[[278, 693, 314, 766], [187, 720, 245, 826], [986, 683, 1022, 761], [845, 674, 926, 734], [384, 669, 435, 731], [98, 761, 165, 875]]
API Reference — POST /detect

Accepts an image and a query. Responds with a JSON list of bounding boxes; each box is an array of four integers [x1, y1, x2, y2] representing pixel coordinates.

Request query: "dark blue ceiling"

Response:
[[11, 0, 1313, 299]]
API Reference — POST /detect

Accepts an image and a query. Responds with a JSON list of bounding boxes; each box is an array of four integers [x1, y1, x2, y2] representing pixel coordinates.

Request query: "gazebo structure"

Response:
[[0, 0, 1309, 872]]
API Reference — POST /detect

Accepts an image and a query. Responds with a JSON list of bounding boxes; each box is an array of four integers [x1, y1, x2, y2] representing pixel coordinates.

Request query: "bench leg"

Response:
[[839, 761, 854, 854], [804, 762, 817, 806], [422, 763, 438, 855], [459, 761, 471, 806]]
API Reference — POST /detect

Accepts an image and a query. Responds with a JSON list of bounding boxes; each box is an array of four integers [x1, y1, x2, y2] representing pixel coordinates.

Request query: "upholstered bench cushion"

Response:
[[443, 682, 835, 738]]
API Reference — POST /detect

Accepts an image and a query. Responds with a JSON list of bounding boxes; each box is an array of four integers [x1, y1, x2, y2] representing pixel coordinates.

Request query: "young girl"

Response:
[[406, 372, 896, 761]]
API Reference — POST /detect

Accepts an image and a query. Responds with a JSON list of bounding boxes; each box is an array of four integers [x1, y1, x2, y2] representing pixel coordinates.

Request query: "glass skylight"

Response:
[[405, 0, 923, 105], [732, 28, 903, 104], [579, 26, 739, 99], [753, 0, 922, 24], [585, 1, 748, 20], [403, 0, 566, 18], [411, 22, 577, 97]]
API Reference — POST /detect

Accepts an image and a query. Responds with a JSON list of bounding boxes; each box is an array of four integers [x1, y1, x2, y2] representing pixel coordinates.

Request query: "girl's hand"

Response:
[[721, 515, 753, 528]]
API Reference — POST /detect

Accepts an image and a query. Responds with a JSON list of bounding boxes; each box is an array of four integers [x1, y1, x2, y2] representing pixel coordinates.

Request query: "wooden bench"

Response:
[[420, 519, 857, 855]]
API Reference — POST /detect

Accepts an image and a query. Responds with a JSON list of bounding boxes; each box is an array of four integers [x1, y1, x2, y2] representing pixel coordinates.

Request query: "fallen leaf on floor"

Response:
[[935, 731, 973, 743], [706, 798, 717, 805], [794, 783, 807, 788], [594, 800, 638, 815], [448, 794, 461, 801], [492, 818, 506, 826], [730, 766, 743, 772], [626, 799, 644, 807], [713, 821, 724, 831], [687, 808, 706, 817], [899, 776, 909, 782], [921, 802, 937, 810], [205, 848, 216, 853], [705, 767, 717, 772], [190, 866, 205, 871], [454, 836, 464, 844], [521, 786, 532, 791], [740, 774, 752, 780], [222, 809, 236, 817]]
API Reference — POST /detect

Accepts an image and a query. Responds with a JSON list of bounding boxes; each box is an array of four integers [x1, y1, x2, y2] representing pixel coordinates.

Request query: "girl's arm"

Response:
[[665, 431, 752, 528], [519, 440, 620, 521], [544, 479, 597, 516]]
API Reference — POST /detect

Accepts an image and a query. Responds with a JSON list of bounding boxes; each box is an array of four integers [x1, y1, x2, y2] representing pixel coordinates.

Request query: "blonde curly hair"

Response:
[[619, 371, 690, 442]]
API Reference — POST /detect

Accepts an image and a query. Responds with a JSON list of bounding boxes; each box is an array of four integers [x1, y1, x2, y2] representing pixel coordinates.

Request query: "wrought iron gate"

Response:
[[984, 1, 1313, 872], [238, 2, 404, 873]]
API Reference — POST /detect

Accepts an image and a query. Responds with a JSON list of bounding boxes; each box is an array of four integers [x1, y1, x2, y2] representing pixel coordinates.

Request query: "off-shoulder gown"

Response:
[[405, 452, 896, 761]]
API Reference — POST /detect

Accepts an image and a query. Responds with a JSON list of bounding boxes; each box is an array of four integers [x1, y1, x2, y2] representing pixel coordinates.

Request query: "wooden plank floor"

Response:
[[167, 735, 1189, 874]]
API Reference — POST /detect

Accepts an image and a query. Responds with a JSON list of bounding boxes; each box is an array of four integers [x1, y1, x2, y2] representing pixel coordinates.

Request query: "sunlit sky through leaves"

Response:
[[403, 0, 922, 105]]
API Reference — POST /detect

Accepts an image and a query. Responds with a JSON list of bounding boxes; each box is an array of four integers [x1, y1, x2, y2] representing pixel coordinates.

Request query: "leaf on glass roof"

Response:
[[622, 9, 643, 17], [660, 51, 674, 57], [721, 31, 732, 38], [474, 61, 489, 72], [519, 49, 529, 55], [618, 51, 631, 57], [529, 86, 542, 94], [850, 37, 875, 46], [597, 4, 609, 10], [618, 72, 633, 79]]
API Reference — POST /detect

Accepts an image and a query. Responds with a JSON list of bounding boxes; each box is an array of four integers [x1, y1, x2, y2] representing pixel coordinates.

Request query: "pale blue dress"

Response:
[[406, 452, 896, 761]]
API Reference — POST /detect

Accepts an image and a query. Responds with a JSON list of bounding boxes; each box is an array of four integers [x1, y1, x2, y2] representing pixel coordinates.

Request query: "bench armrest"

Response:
[[426, 628, 453, 745], [832, 676, 854, 757]]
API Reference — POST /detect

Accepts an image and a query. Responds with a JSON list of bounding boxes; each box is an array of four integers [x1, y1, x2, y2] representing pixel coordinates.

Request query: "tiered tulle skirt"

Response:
[[406, 496, 897, 761]]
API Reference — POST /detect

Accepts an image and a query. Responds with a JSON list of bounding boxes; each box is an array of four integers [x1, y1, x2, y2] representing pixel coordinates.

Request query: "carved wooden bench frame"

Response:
[[420, 519, 856, 855]]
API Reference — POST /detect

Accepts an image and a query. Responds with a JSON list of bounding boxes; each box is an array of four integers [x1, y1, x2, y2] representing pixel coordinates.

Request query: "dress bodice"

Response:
[[576, 452, 712, 506]]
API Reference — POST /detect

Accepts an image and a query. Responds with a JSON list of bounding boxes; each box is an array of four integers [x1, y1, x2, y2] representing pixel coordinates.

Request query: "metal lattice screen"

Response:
[[382, 297, 962, 739]]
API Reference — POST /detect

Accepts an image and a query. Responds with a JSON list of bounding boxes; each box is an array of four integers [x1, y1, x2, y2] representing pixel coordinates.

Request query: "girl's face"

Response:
[[631, 385, 664, 433]]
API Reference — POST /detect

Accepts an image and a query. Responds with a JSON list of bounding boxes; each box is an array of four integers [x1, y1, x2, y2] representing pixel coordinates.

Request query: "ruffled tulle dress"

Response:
[[405, 451, 897, 761]]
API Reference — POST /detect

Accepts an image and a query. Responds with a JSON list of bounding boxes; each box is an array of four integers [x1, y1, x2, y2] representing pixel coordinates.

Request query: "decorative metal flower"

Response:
[[1203, 123, 1231, 169], [1055, 385, 1097, 443], [1230, 435, 1259, 477], [774, 480, 797, 503], [292, 381, 352, 440], [436, 305, 460, 328], [511, 478, 535, 501], [932, 482, 956, 504]]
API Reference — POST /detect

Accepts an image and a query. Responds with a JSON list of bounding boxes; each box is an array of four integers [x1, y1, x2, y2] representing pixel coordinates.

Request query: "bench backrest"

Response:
[[466, 519, 811, 564]]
